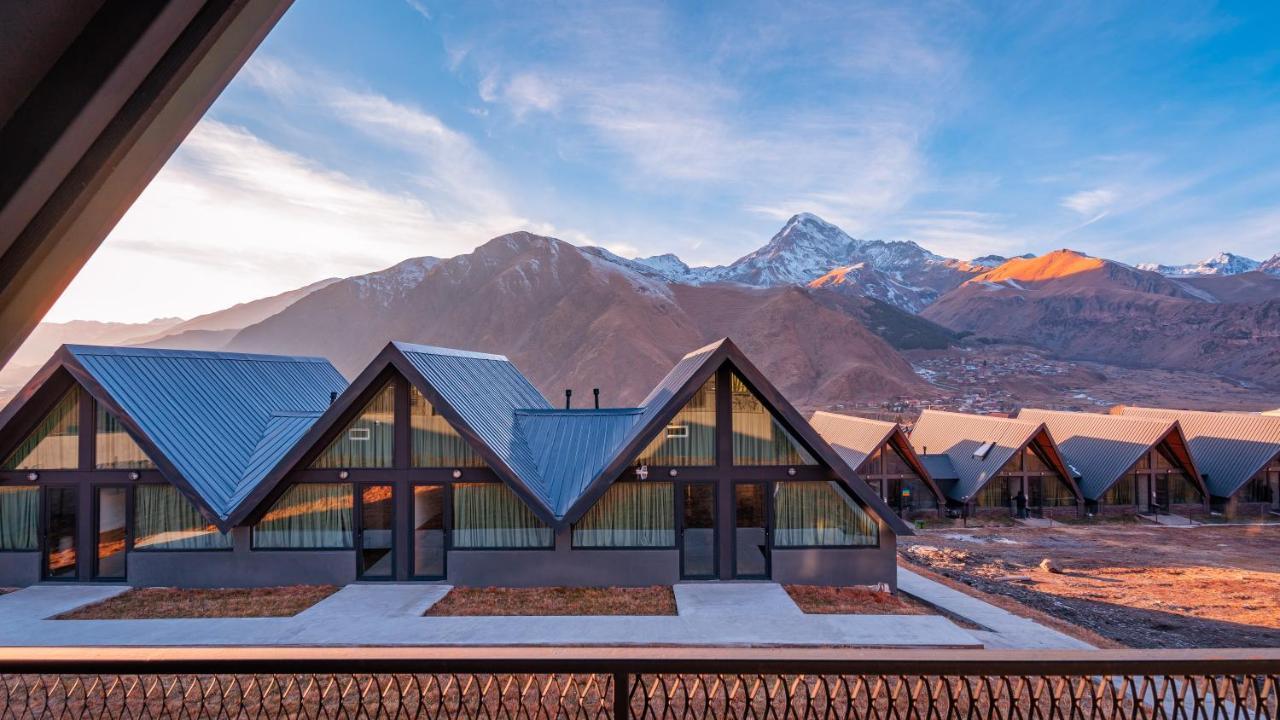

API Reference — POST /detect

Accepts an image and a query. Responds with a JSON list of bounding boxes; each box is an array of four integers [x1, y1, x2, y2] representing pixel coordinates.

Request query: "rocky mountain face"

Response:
[[8, 211, 1280, 409], [1140, 251, 1277, 277], [222, 232, 935, 407], [921, 250, 1280, 386]]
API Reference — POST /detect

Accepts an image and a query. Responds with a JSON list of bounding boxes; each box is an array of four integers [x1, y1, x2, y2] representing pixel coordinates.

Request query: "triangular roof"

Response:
[[1113, 406, 1279, 498], [0, 345, 346, 530], [1018, 408, 1204, 500], [809, 411, 943, 504], [907, 409, 1079, 502], [238, 338, 913, 535]]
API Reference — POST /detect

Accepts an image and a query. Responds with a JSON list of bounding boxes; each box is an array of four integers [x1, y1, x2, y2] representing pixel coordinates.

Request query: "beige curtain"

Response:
[[95, 405, 155, 469], [312, 382, 395, 469], [3, 388, 80, 470], [452, 483, 552, 548], [134, 485, 232, 550], [252, 483, 353, 549], [773, 481, 877, 546], [0, 486, 38, 550], [409, 386, 485, 467], [573, 482, 674, 547], [637, 377, 717, 466], [730, 374, 816, 466]]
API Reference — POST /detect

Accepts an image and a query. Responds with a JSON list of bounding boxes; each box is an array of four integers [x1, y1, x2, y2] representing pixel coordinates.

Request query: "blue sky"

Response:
[[47, 0, 1280, 322]]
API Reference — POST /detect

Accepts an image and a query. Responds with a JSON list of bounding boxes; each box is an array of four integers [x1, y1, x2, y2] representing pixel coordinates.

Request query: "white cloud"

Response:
[[404, 0, 431, 21], [503, 73, 561, 117], [1061, 188, 1117, 217]]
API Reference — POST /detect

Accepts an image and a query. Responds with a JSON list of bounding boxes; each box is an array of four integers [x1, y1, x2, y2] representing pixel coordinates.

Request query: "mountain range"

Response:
[[6, 213, 1280, 410]]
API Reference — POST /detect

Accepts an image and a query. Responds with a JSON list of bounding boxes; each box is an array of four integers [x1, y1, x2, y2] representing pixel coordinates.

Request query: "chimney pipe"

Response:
[[593, 388, 600, 409], [565, 389, 572, 409], [329, 391, 338, 405]]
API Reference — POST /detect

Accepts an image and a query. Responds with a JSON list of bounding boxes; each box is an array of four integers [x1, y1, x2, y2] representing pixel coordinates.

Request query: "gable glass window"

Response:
[[311, 380, 395, 469], [573, 481, 674, 548], [1039, 475, 1076, 506], [95, 406, 155, 469], [0, 486, 38, 550], [731, 374, 816, 466], [637, 376, 716, 466], [1102, 476, 1136, 505], [452, 482, 552, 548], [2, 387, 80, 470], [974, 477, 1010, 507], [409, 386, 486, 467], [773, 481, 877, 546], [133, 485, 231, 550], [252, 483, 353, 549]]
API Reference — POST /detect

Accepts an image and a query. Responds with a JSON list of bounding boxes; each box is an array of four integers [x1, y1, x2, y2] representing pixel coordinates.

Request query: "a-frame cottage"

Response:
[[0, 339, 908, 588]]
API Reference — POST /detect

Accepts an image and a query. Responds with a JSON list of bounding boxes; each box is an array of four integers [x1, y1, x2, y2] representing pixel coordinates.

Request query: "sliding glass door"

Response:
[[733, 482, 769, 579], [43, 486, 78, 580], [680, 483, 716, 579], [412, 484, 445, 579], [356, 484, 395, 579], [94, 486, 127, 580]]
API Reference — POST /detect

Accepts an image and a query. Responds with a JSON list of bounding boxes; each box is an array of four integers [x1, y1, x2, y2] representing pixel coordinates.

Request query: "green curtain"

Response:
[[1103, 476, 1137, 505], [773, 481, 877, 546], [409, 386, 486, 467], [2, 388, 80, 470], [637, 377, 717, 466], [134, 485, 232, 550], [0, 486, 38, 550], [252, 483, 353, 549], [95, 405, 155, 469], [730, 374, 816, 466], [1040, 475, 1077, 506], [573, 482, 674, 547], [452, 483, 552, 548], [311, 382, 395, 469]]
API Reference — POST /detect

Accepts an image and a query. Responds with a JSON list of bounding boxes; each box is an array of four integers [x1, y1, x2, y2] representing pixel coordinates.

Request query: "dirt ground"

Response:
[[900, 523, 1280, 648], [56, 585, 337, 619], [425, 586, 676, 616]]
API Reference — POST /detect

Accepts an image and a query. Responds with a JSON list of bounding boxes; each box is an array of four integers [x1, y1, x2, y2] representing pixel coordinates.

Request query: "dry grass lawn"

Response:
[[785, 585, 935, 615], [57, 585, 338, 619], [426, 586, 676, 616], [900, 524, 1280, 648]]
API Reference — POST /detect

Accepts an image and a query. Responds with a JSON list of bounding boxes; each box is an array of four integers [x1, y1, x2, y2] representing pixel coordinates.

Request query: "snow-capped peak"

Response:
[[1140, 251, 1261, 277]]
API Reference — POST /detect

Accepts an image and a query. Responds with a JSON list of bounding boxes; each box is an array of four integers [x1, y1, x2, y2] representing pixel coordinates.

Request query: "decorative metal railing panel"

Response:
[[0, 648, 1275, 719]]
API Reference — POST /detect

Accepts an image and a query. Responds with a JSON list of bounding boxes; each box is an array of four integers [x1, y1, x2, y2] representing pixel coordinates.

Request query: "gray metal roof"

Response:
[[1115, 406, 1280, 497], [1016, 408, 1182, 500], [394, 342, 554, 512], [809, 412, 897, 471], [65, 345, 346, 523], [515, 408, 644, 516], [920, 453, 958, 480], [908, 410, 1051, 501]]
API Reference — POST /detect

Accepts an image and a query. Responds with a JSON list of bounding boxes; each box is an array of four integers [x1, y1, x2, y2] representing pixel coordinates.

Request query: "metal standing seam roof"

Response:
[[809, 412, 899, 471], [514, 408, 644, 516], [907, 409, 1049, 501], [1016, 408, 1183, 500], [1115, 406, 1280, 498], [64, 345, 347, 524]]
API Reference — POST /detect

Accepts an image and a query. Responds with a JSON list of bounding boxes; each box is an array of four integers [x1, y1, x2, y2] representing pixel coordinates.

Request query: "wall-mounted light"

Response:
[[787, 467, 797, 477], [635, 465, 649, 480], [668, 469, 678, 478], [451, 469, 463, 479], [25, 472, 38, 482], [338, 470, 350, 480], [127, 471, 140, 481]]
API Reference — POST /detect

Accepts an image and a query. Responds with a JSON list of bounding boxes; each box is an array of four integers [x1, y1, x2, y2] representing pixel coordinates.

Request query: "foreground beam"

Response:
[[0, 0, 292, 366]]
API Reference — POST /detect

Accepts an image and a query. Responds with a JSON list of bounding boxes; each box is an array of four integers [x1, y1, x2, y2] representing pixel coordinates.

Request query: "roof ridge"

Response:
[[811, 410, 897, 428], [1021, 408, 1174, 428], [391, 341, 509, 361], [65, 344, 332, 363], [515, 407, 643, 416]]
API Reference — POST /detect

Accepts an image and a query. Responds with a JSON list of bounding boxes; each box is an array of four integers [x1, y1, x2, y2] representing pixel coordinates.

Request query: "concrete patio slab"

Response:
[[674, 583, 803, 617], [0, 584, 129, 623], [0, 581, 982, 648], [294, 584, 452, 621], [897, 566, 1093, 650]]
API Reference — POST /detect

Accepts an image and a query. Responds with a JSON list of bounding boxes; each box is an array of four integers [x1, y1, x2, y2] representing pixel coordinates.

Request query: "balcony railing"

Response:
[[0, 647, 1276, 718]]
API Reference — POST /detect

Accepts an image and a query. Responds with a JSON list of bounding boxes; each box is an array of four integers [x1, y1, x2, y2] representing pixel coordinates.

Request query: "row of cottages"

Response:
[[1015, 409, 1207, 516], [0, 340, 912, 588], [1112, 407, 1280, 516]]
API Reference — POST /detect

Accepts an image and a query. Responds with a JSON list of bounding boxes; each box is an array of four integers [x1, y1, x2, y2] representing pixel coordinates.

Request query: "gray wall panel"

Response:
[[0, 552, 39, 586], [771, 545, 898, 590]]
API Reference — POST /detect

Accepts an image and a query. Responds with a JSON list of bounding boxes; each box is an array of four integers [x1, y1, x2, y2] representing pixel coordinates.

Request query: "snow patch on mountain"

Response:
[[1140, 252, 1261, 277]]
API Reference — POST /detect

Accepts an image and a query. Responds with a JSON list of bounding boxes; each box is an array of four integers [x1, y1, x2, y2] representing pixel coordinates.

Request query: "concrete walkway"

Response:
[[897, 567, 1093, 649], [0, 582, 981, 648], [1138, 513, 1198, 527]]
